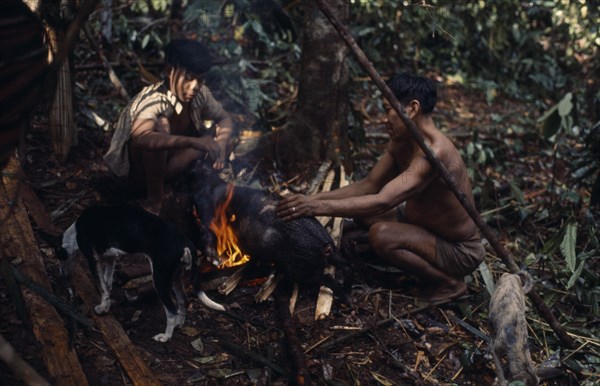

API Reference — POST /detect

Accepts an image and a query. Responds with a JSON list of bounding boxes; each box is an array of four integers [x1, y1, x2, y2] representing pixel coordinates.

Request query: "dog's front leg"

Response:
[[172, 271, 187, 328], [94, 254, 117, 314], [153, 307, 178, 342]]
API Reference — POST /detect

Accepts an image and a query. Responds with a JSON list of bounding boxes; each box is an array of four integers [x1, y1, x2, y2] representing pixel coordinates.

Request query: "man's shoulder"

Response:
[[134, 81, 169, 100], [128, 82, 173, 115]]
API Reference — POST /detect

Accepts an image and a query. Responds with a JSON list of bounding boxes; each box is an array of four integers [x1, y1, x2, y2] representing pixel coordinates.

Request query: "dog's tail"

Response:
[[197, 290, 226, 311], [182, 244, 227, 312]]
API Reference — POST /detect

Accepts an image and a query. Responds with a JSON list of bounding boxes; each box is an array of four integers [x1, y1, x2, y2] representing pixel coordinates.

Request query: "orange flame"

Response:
[[209, 184, 251, 269]]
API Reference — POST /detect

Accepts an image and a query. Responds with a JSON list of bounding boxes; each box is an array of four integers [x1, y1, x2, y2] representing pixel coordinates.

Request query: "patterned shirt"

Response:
[[103, 80, 228, 177]]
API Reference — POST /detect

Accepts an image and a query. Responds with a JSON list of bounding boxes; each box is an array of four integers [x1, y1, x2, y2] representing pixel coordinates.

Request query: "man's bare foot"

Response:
[[419, 280, 467, 303]]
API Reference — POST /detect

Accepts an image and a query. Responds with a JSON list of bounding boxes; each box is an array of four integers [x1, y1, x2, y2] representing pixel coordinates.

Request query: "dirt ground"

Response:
[[0, 85, 578, 386]]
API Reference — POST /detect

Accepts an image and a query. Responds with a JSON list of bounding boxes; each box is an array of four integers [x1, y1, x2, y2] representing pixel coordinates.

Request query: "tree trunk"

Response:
[[25, 0, 78, 161], [276, 0, 350, 177], [169, 0, 185, 39]]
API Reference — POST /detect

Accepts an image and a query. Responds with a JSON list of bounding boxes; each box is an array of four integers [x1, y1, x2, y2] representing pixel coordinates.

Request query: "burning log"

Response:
[[254, 272, 281, 303], [218, 265, 247, 295], [189, 162, 350, 309]]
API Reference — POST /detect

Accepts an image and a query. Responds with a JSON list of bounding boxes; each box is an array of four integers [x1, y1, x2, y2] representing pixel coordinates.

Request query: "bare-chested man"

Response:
[[277, 73, 484, 302], [104, 39, 233, 215]]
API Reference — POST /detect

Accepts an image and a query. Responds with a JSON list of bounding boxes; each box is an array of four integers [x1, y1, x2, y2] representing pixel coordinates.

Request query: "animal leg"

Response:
[[94, 255, 116, 314], [172, 276, 187, 328], [153, 307, 178, 343], [152, 274, 178, 342], [492, 341, 508, 386]]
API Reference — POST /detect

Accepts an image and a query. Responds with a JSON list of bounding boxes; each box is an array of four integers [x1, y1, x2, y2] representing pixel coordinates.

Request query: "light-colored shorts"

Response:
[[434, 237, 485, 278]]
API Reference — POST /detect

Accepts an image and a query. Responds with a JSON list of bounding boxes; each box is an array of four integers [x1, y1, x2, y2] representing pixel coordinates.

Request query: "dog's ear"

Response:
[[37, 230, 70, 261]]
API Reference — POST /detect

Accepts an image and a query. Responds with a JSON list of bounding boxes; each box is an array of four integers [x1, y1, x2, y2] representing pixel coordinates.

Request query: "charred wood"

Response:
[[254, 271, 281, 303], [275, 286, 313, 386], [219, 265, 247, 295]]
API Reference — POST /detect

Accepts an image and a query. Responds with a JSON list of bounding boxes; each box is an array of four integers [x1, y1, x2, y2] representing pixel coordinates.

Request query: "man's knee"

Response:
[[166, 148, 204, 177], [368, 222, 394, 255]]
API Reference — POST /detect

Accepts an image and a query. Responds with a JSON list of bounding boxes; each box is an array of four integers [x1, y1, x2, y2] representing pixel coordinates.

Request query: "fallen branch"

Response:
[[274, 286, 312, 385], [314, 0, 575, 349], [10, 264, 94, 330], [219, 339, 290, 380], [448, 314, 491, 343], [1, 157, 89, 386]]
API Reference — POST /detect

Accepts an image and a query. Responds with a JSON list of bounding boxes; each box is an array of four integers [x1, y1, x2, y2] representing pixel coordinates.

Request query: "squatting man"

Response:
[[104, 39, 234, 215], [277, 73, 485, 303]]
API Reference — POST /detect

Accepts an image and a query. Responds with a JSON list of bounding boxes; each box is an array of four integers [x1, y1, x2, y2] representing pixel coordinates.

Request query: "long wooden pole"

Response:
[[314, 0, 575, 348]]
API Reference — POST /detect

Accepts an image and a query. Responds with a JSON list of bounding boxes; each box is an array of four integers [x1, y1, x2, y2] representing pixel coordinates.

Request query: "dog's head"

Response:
[[38, 225, 78, 275]]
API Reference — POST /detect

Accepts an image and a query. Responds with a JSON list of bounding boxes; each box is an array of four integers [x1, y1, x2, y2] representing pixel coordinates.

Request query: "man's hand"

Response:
[[213, 137, 229, 170], [276, 194, 317, 221], [191, 137, 220, 162]]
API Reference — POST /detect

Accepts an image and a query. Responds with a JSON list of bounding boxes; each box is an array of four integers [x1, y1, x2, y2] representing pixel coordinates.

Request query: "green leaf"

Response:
[[557, 92, 573, 117], [561, 114, 573, 131], [478, 260, 495, 296], [542, 109, 561, 139], [567, 260, 585, 289], [141, 34, 150, 49], [508, 181, 526, 205], [538, 93, 573, 139], [542, 229, 562, 256], [560, 222, 577, 272], [371, 372, 394, 386], [467, 142, 475, 156]]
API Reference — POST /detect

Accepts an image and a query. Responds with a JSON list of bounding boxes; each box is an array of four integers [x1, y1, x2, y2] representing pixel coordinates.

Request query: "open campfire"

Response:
[[189, 162, 351, 319], [194, 183, 250, 269]]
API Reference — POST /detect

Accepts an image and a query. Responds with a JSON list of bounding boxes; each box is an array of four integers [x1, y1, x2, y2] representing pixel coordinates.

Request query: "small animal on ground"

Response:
[[488, 271, 539, 386], [189, 162, 351, 299], [55, 204, 225, 342]]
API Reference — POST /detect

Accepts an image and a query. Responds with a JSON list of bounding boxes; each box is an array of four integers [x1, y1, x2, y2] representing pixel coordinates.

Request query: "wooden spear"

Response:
[[314, 0, 575, 348]]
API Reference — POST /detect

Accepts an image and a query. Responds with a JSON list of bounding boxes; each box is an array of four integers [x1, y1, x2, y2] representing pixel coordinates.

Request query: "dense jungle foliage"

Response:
[[37, 0, 600, 382]]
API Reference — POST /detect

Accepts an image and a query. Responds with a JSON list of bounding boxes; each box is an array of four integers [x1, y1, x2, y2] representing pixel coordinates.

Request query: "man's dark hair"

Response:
[[164, 39, 212, 74], [385, 73, 437, 114]]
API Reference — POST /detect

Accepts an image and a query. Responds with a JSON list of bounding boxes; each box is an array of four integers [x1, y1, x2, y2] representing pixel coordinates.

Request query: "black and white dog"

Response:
[[56, 204, 225, 342]]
